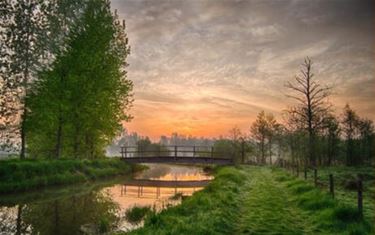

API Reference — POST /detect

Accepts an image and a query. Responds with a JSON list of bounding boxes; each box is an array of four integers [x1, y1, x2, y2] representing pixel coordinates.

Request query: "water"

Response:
[[0, 164, 212, 234]]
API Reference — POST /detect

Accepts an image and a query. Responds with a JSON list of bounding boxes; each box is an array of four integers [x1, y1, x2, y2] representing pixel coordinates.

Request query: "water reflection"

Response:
[[0, 192, 120, 235], [0, 164, 212, 234]]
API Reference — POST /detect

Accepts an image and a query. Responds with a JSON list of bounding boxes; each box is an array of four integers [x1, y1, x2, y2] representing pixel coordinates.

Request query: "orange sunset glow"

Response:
[[111, 0, 375, 139]]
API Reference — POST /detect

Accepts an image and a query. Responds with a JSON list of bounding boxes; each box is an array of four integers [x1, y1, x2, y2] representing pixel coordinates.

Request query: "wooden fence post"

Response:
[[314, 168, 318, 187], [357, 176, 363, 219], [329, 174, 334, 198]]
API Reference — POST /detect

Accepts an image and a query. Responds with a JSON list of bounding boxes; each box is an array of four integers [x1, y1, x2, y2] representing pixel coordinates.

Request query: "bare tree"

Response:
[[285, 57, 331, 166]]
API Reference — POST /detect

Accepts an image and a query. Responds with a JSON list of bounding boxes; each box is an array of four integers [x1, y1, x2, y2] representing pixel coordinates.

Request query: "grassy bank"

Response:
[[127, 166, 373, 235], [0, 158, 135, 193], [302, 166, 374, 223]]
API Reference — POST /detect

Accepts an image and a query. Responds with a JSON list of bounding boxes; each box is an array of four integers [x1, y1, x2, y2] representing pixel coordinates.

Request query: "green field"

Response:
[[0, 158, 134, 193], [127, 166, 374, 235], [299, 166, 374, 223]]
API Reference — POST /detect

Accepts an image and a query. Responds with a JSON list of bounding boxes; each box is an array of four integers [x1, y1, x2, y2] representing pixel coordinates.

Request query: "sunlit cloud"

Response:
[[112, 0, 375, 139]]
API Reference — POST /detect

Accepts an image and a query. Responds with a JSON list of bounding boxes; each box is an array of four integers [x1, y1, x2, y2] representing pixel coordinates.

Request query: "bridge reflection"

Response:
[[120, 179, 210, 198]]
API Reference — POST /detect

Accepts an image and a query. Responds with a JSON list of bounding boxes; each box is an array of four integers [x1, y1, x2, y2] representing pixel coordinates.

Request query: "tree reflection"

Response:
[[19, 190, 120, 235]]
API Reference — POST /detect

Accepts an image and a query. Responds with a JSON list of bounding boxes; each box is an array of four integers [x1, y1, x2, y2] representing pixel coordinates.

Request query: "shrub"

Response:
[[125, 206, 152, 224]]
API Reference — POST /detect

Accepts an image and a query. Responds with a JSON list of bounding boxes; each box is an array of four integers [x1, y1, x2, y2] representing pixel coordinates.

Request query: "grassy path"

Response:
[[128, 166, 373, 235], [237, 168, 317, 234]]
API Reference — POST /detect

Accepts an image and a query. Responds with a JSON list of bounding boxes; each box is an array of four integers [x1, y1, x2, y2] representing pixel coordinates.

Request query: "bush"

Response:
[[333, 205, 362, 223], [125, 206, 152, 224], [0, 158, 132, 193]]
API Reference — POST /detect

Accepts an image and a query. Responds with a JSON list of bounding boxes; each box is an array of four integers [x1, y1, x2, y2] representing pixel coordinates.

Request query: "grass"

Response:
[[125, 206, 153, 224], [0, 158, 134, 193], [126, 166, 373, 235], [298, 166, 374, 223]]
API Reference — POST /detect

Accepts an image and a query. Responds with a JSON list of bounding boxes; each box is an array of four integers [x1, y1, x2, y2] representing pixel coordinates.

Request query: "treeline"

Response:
[[0, 0, 132, 159], [107, 128, 216, 156], [222, 58, 374, 167]]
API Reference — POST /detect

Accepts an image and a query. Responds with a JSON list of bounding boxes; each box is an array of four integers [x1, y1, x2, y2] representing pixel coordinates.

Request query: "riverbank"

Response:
[[0, 158, 137, 193], [128, 166, 373, 235]]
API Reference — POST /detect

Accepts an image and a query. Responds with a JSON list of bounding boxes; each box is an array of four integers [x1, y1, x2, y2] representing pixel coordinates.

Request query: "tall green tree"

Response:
[[0, 0, 18, 152], [341, 104, 359, 166], [228, 127, 245, 163], [321, 114, 341, 166], [250, 111, 268, 164], [357, 118, 374, 165], [1, 0, 84, 155], [250, 111, 279, 164], [283, 109, 308, 166], [265, 113, 278, 164], [1, 0, 48, 158], [27, 0, 133, 159]]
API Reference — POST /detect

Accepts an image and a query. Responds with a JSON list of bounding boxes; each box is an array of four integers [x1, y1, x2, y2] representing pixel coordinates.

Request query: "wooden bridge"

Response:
[[120, 145, 233, 165]]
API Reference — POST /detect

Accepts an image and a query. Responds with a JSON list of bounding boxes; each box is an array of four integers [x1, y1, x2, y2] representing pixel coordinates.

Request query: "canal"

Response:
[[0, 164, 213, 234]]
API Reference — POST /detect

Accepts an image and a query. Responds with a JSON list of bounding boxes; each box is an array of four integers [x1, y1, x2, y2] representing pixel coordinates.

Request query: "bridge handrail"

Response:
[[120, 145, 213, 148], [120, 145, 232, 160]]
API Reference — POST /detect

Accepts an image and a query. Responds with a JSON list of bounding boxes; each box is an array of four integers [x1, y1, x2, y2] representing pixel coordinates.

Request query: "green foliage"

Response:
[[26, 0, 133, 159], [135, 138, 168, 157], [125, 206, 152, 224], [250, 111, 280, 164], [128, 167, 246, 235], [169, 192, 183, 200], [17, 188, 121, 235], [0, 158, 132, 193], [127, 166, 373, 235], [98, 216, 111, 233], [213, 139, 234, 158]]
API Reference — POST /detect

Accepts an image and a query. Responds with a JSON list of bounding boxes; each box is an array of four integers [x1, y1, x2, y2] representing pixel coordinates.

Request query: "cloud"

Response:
[[111, 0, 375, 139]]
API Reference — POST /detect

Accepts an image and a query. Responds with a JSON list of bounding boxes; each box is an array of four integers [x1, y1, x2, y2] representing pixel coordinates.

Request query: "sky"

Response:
[[110, 0, 375, 140]]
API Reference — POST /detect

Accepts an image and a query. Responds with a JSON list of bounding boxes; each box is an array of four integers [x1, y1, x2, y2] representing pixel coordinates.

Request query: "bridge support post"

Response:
[[174, 146, 177, 160], [156, 187, 160, 198]]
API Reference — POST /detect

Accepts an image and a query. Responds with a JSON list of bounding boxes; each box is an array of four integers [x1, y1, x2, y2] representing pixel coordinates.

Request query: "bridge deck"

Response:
[[121, 156, 233, 165]]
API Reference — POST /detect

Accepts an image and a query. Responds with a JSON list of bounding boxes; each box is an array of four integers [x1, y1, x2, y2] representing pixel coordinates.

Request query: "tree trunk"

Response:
[[20, 18, 31, 160], [15, 204, 24, 235], [20, 114, 26, 159], [55, 116, 63, 159]]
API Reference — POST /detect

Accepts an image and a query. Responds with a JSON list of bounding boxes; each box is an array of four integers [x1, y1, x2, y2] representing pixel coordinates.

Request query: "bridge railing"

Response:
[[120, 145, 231, 159]]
